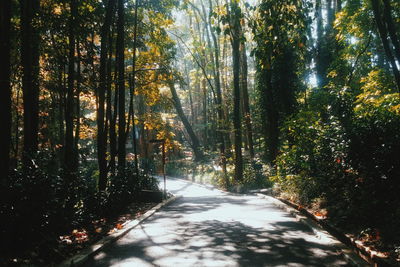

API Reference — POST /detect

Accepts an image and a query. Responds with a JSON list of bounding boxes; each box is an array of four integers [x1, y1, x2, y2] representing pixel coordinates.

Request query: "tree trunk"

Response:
[[207, 0, 228, 186], [229, 1, 243, 182], [97, 0, 116, 191], [20, 0, 40, 160], [240, 35, 255, 159], [117, 0, 126, 171], [75, 41, 81, 155], [65, 0, 77, 178], [371, 0, 400, 91], [0, 0, 12, 183], [130, 0, 140, 175], [262, 59, 279, 163], [169, 81, 203, 161], [382, 0, 400, 66], [315, 0, 325, 88]]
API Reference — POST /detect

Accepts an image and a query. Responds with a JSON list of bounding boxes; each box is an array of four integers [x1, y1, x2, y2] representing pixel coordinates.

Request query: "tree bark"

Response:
[[0, 0, 12, 183], [97, 0, 117, 191], [371, 0, 400, 91], [208, 0, 229, 186], [117, 0, 126, 171], [240, 35, 255, 159], [20, 0, 40, 160], [315, 0, 325, 88], [262, 59, 279, 163], [130, 0, 140, 175], [229, 1, 243, 182], [65, 0, 77, 178], [382, 0, 400, 65], [75, 41, 81, 154], [169, 81, 203, 161]]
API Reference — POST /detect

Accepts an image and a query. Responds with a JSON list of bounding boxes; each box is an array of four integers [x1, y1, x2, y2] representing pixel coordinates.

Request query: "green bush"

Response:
[[274, 83, 400, 241]]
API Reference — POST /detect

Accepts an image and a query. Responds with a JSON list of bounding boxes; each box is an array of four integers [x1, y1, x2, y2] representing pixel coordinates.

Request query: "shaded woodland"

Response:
[[0, 0, 399, 264]]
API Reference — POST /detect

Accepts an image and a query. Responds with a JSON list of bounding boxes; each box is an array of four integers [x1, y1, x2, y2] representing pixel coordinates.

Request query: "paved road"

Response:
[[85, 177, 350, 266]]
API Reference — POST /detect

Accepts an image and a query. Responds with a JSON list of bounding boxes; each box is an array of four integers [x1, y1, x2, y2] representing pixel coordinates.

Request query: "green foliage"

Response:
[[0, 151, 160, 255], [236, 161, 273, 192], [274, 75, 400, 240]]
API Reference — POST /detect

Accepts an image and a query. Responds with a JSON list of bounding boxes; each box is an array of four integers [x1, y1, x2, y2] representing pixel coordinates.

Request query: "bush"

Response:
[[274, 81, 400, 241], [0, 152, 161, 256]]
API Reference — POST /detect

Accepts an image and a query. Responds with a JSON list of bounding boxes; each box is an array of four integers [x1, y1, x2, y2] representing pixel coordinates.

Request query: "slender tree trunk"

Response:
[[58, 66, 65, 159], [336, 0, 342, 11], [262, 59, 279, 163], [65, 0, 77, 178], [130, 0, 140, 175], [0, 0, 12, 183], [108, 30, 117, 175], [371, 0, 400, 91], [382, 0, 400, 65], [97, 0, 116, 191], [75, 41, 81, 154], [138, 95, 147, 160], [208, 0, 229, 186], [222, 34, 232, 157], [20, 0, 40, 160], [229, 1, 243, 182], [184, 62, 195, 125], [14, 90, 21, 162], [315, 0, 325, 88], [117, 0, 126, 171], [202, 78, 208, 148], [326, 0, 334, 29], [110, 75, 118, 174], [169, 81, 203, 161], [240, 36, 255, 159]]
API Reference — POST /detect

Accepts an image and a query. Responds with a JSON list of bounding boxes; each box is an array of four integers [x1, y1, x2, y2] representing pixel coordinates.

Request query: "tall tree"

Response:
[[239, 23, 255, 159], [117, 0, 126, 171], [97, 0, 117, 191], [371, 0, 400, 91], [0, 0, 12, 183], [208, 0, 229, 186], [20, 0, 40, 159], [253, 0, 307, 163], [65, 0, 78, 178], [228, 0, 243, 182], [129, 0, 140, 175], [169, 80, 204, 161]]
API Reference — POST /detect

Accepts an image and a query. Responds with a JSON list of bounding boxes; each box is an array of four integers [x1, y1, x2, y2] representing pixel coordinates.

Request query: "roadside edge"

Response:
[[255, 193, 370, 267], [58, 195, 182, 267]]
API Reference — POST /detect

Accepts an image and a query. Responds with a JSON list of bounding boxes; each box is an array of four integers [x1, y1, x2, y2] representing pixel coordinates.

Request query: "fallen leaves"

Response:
[[59, 229, 89, 245]]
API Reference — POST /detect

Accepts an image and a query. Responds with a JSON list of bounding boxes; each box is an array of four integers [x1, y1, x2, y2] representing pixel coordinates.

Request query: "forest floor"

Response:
[[4, 201, 159, 266]]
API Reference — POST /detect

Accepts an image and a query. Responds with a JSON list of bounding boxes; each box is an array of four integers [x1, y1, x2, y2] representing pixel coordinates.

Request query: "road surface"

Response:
[[85, 177, 350, 266]]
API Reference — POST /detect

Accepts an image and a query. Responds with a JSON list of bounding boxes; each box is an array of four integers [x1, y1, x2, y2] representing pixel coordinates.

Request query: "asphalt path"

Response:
[[85, 177, 350, 266]]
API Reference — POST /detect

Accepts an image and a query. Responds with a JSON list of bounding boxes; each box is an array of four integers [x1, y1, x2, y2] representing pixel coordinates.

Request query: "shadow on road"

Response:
[[86, 193, 348, 266]]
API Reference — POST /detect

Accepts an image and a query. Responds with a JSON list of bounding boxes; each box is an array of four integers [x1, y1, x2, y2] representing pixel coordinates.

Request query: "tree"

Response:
[[169, 79, 204, 161], [253, 0, 307, 163], [65, 0, 78, 179], [0, 0, 12, 183], [97, 0, 117, 191], [239, 18, 254, 159], [117, 0, 126, 171], [20, 0, 40, 160], [208, 0, 229, 186], [371, 0, 400, 91], [227, 0, 244, 182]]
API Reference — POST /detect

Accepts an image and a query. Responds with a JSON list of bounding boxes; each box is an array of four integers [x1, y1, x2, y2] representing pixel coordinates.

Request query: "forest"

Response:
[[0, 0, 399, 265]]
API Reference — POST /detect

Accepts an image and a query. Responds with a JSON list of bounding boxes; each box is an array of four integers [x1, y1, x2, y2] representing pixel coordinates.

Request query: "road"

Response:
[[85, 177, 351, 266]]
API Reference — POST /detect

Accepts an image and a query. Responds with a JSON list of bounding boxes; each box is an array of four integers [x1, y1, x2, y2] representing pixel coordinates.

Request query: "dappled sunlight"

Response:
[[85, 179, 348, 267]]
